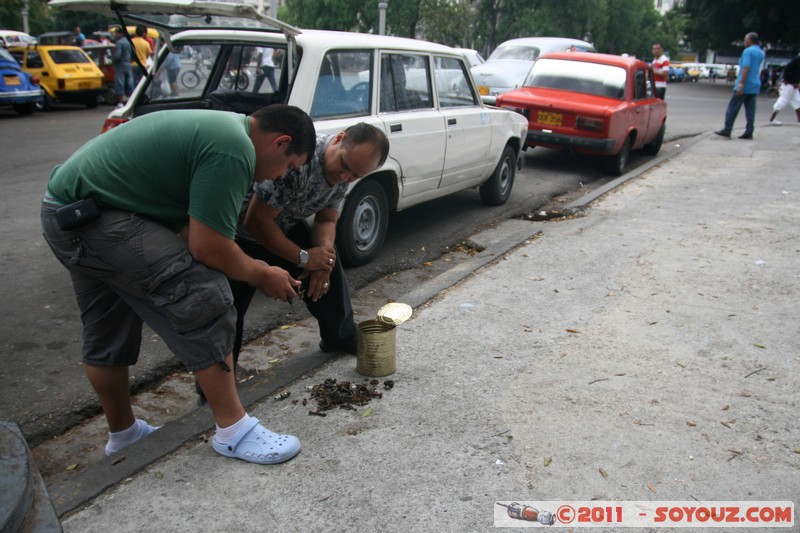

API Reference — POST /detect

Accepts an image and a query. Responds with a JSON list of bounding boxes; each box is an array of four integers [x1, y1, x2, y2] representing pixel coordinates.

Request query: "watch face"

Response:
[[299, 250, 309, 264]]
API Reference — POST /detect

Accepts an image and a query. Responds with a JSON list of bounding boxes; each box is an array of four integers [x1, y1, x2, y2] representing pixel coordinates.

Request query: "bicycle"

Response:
[[180, 55, 207, 89], [220, 67, 250, 91]]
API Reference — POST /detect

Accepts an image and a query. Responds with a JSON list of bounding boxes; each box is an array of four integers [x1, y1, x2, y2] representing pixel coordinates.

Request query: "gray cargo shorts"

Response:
[[41, 201, 235, 371]]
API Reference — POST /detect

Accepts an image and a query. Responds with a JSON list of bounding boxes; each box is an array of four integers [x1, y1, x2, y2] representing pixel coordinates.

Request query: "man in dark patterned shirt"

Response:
[[197, 123, 389, 401]]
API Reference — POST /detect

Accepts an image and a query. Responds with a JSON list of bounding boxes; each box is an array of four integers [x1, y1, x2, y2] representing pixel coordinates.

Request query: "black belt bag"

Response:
[[55, 197, 101, 231]]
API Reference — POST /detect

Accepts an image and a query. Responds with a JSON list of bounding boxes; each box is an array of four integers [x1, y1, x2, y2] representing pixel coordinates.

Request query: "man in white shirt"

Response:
[[652, 42, 670, 99], [253, 47, 277, 93]]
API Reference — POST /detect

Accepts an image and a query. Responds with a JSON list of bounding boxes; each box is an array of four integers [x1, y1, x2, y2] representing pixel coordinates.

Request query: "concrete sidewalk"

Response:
[[59, 125, 799, 531]]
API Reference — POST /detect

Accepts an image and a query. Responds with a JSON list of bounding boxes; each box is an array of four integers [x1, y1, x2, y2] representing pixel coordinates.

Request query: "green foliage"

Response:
[[0, 0, 50, 36], [1, 0, 114, 40], [679, 0, 800, 51]]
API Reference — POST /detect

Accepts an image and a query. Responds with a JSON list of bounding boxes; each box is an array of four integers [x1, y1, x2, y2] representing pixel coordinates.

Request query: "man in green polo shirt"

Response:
[[41, 105, 315, 464]]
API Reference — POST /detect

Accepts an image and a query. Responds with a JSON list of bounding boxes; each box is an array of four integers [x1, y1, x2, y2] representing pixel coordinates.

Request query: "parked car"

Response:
[[8, 43, 105, 109], [48, 0, 529, 266], [0, 46, 43, 115], [668, 65, 685, 82], [0, 30, 36, 49], [454, 47, 485, 67], [496, 52, 667, 176], [471, 36, 596, 105], [82, 43, 116, 104]]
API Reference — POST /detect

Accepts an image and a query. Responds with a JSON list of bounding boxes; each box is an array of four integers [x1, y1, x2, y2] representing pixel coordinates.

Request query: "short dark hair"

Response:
[[747, 32, 760, 45], [251, 104, 316, 162], [342, 122, 390, 167], [135, 25, 147, 37]]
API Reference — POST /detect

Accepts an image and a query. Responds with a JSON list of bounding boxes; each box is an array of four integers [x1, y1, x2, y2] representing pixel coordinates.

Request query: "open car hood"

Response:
[[47, 0, 301, 38]]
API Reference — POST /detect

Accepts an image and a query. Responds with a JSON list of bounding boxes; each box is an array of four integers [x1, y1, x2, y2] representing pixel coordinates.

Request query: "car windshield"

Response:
[[489, 44, 540, 61], [524, 58, 627, 99], [47, 49, 92, 64], [0, 48, 18, 62]]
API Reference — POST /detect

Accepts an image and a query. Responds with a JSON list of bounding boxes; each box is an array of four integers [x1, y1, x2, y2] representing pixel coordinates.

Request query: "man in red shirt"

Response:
[[652, 42, 670, 99]]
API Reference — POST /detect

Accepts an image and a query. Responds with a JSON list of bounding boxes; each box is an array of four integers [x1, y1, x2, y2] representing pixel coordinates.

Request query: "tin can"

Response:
[[356, 303, 412, 377], [356, 320, 397, 377]]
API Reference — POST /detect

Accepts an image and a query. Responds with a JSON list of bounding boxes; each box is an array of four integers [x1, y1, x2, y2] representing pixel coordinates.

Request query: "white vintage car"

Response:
[[50, 0, 529, 266]]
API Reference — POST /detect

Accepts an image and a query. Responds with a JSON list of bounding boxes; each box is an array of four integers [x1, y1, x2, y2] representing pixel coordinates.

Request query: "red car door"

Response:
[[631, 68, 654, 148]]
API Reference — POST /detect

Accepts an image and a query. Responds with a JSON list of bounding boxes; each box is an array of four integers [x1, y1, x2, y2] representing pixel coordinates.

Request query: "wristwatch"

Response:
[[297, 249, 309, 268]]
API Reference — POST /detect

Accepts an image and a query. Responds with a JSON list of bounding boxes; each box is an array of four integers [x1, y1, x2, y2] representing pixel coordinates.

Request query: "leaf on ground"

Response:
[[422, 261, 433, 267], [647, 482, 657, 493], [721, 404, 730, 411], [753, 343, 766, 349], [279, 324, 294, 330], [362, 406, 373, 417], [793, 448, 800, 454], [599, 467, 608, 478], [268, 359, 280, 364], [155, 471, 163, 479], [686, 420, 696, 427], [66, 463, 78, 472], [544, 456, 552, 467], [676, 361, 686, 368], [566, 328, 580, 334]]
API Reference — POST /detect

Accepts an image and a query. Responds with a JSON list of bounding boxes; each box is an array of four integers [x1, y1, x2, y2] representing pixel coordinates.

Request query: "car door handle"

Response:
[[448, 118, 457, 125], [390, 123, 402, 133]]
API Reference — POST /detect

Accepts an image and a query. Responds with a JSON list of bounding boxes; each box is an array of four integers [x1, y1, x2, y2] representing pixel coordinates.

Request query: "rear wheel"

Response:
[[642, 123, 665, 156], [181, 70, 200, 89], [603, 135, 631, 176], [336, 180, 389, 266], [13, 102, 36, 115], [480, 145, 516, 205], [85, 96, 99, 109]]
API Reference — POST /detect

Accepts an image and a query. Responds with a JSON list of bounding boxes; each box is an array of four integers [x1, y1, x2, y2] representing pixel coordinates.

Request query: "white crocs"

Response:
[[212, 417, 300, 464]]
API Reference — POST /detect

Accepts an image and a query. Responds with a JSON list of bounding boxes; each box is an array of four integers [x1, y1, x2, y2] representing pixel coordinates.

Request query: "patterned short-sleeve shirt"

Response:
[[237, 133, 348, 242]]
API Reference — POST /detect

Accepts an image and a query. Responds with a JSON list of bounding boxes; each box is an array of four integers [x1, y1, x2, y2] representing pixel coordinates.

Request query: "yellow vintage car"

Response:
[[9, 44, 105, 109]]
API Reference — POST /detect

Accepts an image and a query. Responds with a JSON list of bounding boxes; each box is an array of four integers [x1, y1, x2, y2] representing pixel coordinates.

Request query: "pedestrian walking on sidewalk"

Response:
[[768, 55, 800, 126], [40, 105, 316, 465], [195, 123, 390, 403], [715, 32, 765, 140]]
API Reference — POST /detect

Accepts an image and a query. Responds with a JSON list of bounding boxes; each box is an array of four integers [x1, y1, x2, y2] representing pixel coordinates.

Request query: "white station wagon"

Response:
[[50, 0, 528, 266]]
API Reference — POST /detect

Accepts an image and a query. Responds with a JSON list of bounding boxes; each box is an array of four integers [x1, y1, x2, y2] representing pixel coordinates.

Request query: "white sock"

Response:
[[214, 413, 251, 444], [105, 419, 159, 456]]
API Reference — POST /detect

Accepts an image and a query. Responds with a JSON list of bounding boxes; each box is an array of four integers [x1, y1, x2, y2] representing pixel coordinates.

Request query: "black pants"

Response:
[[229, 224, 355, 367]]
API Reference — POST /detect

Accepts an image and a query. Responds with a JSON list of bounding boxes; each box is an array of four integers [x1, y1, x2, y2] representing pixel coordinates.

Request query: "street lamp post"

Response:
[[378, 1, 388, 35], [21, 0, 30, 34]]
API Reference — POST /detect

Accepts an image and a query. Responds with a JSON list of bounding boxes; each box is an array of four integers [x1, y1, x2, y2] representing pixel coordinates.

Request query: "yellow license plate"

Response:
[[4, 76, 21, 85], [537, 111, 562, 126], [478, 85, 489, 96]]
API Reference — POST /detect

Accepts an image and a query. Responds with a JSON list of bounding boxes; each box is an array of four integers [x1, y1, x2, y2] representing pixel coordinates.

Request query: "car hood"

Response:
[[47, 0, 300, 37], [471, 60, 533, 87]]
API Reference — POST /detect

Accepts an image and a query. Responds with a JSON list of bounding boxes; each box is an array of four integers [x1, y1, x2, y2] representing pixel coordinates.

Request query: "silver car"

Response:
[[472, 36, 596, 104]]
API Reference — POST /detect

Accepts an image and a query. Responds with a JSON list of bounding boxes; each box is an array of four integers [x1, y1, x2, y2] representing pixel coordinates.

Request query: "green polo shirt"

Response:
[[47, 109, 255, 238]]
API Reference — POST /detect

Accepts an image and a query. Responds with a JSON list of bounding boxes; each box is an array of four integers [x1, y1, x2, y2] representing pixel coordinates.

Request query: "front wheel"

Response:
[[336, 180, 389, 266], [603, 135, 631, 176], [480, 145, 516, 205], [35, 93, 54, 111]]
